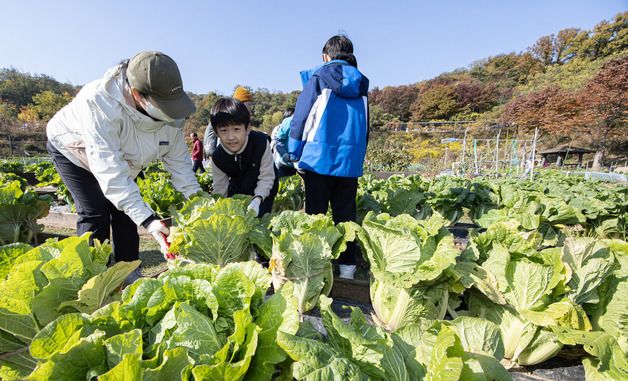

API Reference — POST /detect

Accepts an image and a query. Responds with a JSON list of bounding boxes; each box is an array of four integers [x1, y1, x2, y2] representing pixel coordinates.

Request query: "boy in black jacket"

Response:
[[210, 97, 277, 216]]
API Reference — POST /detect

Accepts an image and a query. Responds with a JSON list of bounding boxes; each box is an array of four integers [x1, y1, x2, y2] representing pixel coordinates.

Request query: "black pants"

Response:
[[302, 170, 358, 265], [192, 160, 205, 173], [47, 142, 139, 262], [275, 163, 296, 178], [258, 194, 275, 217]]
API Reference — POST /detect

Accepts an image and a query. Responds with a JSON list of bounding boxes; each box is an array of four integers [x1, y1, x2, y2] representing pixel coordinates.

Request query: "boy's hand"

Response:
[[248, 197, 261, 216]]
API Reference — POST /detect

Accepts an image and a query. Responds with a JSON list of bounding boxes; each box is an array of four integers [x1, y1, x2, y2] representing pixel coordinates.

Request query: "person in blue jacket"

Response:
[[270, 107, 296, 178], [288, 35, 369, 279]]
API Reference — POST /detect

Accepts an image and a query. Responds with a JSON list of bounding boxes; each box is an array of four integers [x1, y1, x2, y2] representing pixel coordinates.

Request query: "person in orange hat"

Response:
[[203, 86, 254, 159], [233, 86, 253, 103]]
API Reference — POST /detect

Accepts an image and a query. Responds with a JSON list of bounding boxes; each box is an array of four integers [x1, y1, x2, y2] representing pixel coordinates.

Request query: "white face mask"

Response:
[[140, 96, 185, 127]]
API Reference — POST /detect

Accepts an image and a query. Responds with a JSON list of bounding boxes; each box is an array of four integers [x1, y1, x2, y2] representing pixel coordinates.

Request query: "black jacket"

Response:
[[212, 130, 278, 199]]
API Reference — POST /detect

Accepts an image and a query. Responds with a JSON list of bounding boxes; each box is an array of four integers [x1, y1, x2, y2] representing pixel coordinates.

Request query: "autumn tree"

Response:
[[579, 12, 628, 60], [365, 133, 413, 171], [503, 56, 627, 169], [261, 111, 285, 134], [529, 35, 555, 66], [17, 105, 39, 124], [0, 68, 75, 110], [184, 91, 222, 136], [31, 90, 73, 120], [369, 104, 398, 130], [502, 86, 580, 137], [577, 56, 628, 169], [554, 28, 586, 64], [411, 84, 458, 121], [370, 85, 419, 122], [454, 79, 499, 114], [470, 53, 544, 103], [0, 100, 17, 123], [528, 28, 585, 66]]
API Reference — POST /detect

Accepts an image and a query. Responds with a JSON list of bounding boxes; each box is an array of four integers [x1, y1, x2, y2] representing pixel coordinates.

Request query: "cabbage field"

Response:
[[0, 159, 626, 380]]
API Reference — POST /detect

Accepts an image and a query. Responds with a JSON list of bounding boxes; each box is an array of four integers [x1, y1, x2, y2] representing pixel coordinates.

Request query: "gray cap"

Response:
[[127, 51, 196, 119]]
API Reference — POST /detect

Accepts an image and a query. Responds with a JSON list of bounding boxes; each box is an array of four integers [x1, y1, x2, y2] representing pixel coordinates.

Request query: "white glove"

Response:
[[248, 197, 261, 216], [147, 219, 170, 255]]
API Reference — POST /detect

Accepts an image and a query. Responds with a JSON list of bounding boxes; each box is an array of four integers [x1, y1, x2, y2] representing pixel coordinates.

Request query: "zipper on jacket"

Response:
[[235, 154, 242, 171]]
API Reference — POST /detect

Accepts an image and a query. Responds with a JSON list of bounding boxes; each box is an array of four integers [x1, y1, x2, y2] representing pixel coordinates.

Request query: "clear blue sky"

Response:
[[2, 1, 625, 95]]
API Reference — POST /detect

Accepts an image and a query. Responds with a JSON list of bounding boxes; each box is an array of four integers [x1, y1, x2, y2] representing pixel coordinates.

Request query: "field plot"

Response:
[[0, 159, 626, 380]]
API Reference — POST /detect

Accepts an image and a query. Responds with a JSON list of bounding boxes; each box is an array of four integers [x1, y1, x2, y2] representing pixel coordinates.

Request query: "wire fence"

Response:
[[380, 122, 543, 178]]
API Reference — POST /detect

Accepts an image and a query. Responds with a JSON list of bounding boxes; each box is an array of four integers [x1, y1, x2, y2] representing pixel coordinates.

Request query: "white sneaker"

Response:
[[338, 265, 356, 280]]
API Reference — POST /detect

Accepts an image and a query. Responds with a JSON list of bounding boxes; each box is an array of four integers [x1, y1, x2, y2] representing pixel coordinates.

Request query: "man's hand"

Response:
[[146, 220, 170, 255]]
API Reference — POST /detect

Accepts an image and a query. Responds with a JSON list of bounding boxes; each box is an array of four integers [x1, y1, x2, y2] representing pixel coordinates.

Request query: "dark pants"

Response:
[[276, 163, 296, 179], [259, 194, 275, 217], [302, 170, 358, 265], [47, 141, 139, 262], [257, 175, 279, 217], [192, 160, 205, 173]]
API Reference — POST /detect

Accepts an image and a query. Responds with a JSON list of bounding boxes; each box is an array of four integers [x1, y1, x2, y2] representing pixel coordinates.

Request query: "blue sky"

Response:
[[1, 1, 625, 95]]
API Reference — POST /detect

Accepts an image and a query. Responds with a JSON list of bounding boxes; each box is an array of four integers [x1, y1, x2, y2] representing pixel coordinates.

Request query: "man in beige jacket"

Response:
[[47, 51, 201, 281]]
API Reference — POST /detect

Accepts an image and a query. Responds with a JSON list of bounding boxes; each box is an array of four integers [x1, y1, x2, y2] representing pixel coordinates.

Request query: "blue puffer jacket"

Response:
[[288, 60, 369, 177]]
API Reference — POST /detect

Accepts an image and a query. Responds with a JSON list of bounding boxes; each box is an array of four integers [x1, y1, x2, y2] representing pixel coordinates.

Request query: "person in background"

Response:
[[190, 132, 205, 172], [46, 51, 201, 283], [210, 97, 277, 217], [203, 86, 254, 159], [288, 35, 369, 279], [270, 107, 296, 178]]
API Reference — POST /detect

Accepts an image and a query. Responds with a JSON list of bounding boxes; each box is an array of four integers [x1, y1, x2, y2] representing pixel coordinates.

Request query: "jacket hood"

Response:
[[300, 60, 368, 98]]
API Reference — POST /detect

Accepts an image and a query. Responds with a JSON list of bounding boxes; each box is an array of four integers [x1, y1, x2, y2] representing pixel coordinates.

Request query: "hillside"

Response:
[[1, 12, 626, 171]]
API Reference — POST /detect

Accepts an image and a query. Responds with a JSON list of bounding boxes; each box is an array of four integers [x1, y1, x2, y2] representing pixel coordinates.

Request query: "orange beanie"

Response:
[[233, 86, 253, 102]]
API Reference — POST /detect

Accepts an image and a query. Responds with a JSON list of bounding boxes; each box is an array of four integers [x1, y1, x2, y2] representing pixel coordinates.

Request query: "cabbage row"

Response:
[[0, 179, 51, 244], [3, 214, 624, 380], [0, 164, 626, 380], [0, 234, 512, 381], [355, 172, 626, 240]]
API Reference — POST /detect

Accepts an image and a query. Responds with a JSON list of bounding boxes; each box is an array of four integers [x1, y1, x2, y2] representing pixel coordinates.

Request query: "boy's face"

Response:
[[216, 123, 249, 152]]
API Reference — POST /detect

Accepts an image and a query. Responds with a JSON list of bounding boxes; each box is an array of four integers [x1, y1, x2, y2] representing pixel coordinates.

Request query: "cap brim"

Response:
[[148, 92, 196, 119]]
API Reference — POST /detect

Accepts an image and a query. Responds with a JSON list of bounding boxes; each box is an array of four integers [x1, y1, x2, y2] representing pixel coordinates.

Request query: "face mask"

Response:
[[140, 96, 185, 127]]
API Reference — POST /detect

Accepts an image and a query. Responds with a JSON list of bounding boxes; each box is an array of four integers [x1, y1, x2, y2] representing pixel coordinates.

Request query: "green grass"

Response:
[[41, 226, 167, 277]]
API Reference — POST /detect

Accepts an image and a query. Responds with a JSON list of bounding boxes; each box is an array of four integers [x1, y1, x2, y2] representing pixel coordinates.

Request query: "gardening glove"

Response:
[[248, 197, 261, 216], [282, 153, 298, 163], [147, 219, 170, 255]]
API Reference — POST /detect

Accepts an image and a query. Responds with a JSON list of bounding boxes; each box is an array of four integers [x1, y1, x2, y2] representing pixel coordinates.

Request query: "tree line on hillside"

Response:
[[0, 12, 625, 168], [0, 69, 77, 127]]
